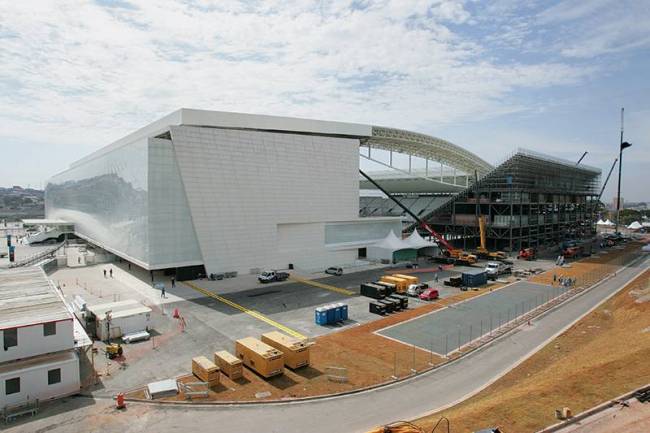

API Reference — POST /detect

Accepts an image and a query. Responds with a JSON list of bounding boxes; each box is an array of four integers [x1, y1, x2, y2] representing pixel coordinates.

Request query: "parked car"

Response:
[[325, 267, 343, 276], [419, 288, 439, 301], [258, 271, 290, 283], [485, 261, 512, 279], [406, 283, 428, 297]]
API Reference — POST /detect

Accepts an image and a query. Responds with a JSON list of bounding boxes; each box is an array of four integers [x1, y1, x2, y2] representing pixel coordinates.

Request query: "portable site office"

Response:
[[261, 331, 311, 369], [235, 337, 284, 378]]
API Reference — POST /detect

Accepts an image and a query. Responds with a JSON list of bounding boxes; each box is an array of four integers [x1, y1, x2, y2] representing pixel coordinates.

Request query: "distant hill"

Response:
[[0, 186, 45, 221]]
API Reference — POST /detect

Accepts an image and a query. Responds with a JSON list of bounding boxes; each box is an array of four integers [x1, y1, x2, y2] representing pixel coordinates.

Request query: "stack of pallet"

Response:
[[192, 356, 220, 387], [214, 350, 243, 380], [261, 331, 313, 369]]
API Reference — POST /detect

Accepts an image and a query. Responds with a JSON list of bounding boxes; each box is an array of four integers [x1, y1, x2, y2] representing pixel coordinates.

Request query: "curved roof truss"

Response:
[[362, 126, 494, 179]]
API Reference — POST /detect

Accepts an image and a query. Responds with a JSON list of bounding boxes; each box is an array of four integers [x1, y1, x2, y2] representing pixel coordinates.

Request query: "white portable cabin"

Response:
[[86, 300, 152, 340]]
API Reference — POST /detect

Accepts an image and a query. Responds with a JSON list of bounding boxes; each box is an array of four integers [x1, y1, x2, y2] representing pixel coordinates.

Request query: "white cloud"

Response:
[[0, 0, 600, 155]]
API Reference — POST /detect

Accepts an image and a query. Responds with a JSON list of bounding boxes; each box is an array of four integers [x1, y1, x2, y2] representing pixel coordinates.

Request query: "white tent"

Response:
[[627, 221, 643, 230], [403, 230, 439, 257], [604, 219, 615, 226], [596, 219, 607, 225], [367, 230, 417, 262], [404, 230, 438, 249]]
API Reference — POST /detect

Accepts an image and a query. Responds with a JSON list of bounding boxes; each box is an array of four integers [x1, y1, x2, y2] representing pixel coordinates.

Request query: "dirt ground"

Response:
[[124, 286, 498, 402], [410, 263, 650, 433], [530, 243, 640, 288]]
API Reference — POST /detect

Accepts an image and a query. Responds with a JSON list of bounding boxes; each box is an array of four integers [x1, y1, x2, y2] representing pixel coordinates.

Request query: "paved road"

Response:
[[9, 255, 648, 433]]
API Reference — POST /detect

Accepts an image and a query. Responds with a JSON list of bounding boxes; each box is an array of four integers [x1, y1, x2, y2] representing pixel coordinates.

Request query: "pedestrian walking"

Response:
[[434, 273, 439, 282], [161, 286, 166, 298], [103, 269, 107, 278], [109, 268, 113, 278], [77, 256, 81, 264], [171, 277, 175, 288], [553, 273, 557, 284]]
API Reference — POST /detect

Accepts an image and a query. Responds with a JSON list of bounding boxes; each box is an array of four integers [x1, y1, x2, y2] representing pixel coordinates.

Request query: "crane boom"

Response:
[[597, 158, 618, 202], [359, 169, 456, 252]]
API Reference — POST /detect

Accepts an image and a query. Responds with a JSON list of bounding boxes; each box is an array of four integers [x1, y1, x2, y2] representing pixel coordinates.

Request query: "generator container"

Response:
[[214, 350, 243, 380], [235, 337, 284, 378], [261, 331, 312, 369]]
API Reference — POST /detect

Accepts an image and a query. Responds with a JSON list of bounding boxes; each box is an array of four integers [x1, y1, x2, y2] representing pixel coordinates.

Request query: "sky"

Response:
[[1, 0, 649, 201]]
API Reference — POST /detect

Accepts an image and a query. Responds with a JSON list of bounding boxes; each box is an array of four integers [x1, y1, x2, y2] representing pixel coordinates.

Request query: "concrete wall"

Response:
[[171, 126, 360, 274], [0, 320, 74, 363], [0, 352, 79, 408]]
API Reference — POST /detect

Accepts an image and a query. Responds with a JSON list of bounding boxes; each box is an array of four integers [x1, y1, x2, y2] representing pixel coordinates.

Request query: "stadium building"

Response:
[[45, 109, 490, 278], [45, 109, 600, 278]]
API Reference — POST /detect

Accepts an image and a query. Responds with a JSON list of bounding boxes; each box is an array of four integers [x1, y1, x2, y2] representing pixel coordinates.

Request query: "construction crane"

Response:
[[597, 158, 618, 203], [359, 170, 476, 264], [470, 171, 507, 260]]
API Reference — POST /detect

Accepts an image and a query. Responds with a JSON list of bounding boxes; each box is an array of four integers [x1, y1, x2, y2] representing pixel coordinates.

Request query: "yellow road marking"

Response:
[[288, 276, 354, 296], [182, 281, 306, 339]]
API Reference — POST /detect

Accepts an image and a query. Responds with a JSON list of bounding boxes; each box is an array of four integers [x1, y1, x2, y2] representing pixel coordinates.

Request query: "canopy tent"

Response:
[[367, 230, 417, 263], [627, 221, 643, 230], [403, 230, 439, 257], [596, 219, 607, 225], [604, 219, 615, 226]]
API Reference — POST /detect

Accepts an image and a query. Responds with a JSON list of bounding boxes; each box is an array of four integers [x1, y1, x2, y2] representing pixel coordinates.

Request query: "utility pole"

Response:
[[615, 108, 632, 234], [615, 108, 624, 234]]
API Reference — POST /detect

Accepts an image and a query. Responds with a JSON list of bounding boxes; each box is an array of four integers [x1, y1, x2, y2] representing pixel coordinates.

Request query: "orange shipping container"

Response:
[[235, 337, 284, 378], [261, 331, 312, 369], [392, 274, 419, 285], [380, 276, 408, 293]]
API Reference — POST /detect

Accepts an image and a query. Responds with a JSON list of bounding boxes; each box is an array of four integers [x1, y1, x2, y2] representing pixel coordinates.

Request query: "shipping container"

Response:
[[369, 301, 386, 315], [392, 274, 419, 285], [377, 298, 396, 313], [235, 337, 284, 378], [374, 281, 396, 295], [360, 282, 386, 299], [388, 294, 408, 309], [461, 269, 488, 287], [192, 356, 220, 387], [214, 350, 243, 380], [380, 276, 409, 293], [261, 331, 311, 369]]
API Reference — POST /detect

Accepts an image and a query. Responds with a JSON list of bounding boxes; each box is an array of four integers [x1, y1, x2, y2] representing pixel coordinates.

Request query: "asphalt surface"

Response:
[[378, 281, 561, 354], [8, 255, 648, 433]]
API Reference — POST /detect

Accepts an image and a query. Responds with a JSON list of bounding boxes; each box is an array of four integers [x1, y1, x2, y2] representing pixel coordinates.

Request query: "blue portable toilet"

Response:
[[325, 304, 336, 324], [338, 303, 349, 321], [334, 304, 343, 322], [315, 307, 327, 325]]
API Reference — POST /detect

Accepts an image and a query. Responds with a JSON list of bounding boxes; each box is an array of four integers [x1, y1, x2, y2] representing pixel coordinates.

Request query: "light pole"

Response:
[[615, 108, 632, 234]]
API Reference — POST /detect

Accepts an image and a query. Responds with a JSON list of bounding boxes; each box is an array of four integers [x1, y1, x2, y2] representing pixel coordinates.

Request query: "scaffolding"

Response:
[[417, 149, 602, 252]]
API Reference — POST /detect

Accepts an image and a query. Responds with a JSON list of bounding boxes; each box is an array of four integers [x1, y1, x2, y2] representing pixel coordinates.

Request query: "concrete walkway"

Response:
[[8, 255, 648, 433]]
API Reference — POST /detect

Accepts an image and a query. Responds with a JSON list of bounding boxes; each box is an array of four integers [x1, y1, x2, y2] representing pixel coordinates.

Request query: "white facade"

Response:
[[46, 109, 403, 275], [0, 320, 74, 364], [0, 351, 80, 408]]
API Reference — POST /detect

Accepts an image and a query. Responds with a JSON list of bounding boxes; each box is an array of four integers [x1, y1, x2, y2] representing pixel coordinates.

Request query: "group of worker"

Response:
[[553, 273, 576, 287]]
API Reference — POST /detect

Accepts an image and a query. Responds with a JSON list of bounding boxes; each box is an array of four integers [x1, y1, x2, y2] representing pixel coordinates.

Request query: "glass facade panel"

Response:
[[45, 139, 150, 265]]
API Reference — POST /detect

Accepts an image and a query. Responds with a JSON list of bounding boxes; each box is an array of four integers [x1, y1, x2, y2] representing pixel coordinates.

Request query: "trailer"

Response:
[[261, 331, 312, 369], [374, 281, 396, 295], [388, 294, 408, 309], [235, 337, 284, 378]]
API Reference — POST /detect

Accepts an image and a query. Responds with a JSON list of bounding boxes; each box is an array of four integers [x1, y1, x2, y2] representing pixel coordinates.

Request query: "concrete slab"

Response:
[[377, 281, 560, 355]]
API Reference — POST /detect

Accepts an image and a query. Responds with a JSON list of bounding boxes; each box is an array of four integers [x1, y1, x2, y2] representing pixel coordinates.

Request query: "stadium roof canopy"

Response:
[[67, 108, 493, 186]]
